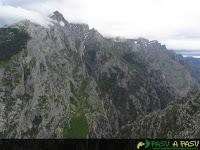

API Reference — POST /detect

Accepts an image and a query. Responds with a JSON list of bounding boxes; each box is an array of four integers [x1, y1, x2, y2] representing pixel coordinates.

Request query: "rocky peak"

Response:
[[70, 23, 89, 33], [50, 11, 68, 25]]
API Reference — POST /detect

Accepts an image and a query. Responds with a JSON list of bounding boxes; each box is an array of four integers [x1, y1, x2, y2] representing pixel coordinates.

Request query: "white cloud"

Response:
[[1, 0, 200, 50], [162, 39, 200, 50], [0, 2, 51, 26]]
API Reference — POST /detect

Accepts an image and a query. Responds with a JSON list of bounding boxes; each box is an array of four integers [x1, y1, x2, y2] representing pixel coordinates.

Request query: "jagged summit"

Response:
[[50, 11, 68, 25]]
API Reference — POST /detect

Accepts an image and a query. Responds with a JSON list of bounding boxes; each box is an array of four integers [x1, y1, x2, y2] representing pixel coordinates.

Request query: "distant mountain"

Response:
[[174, 50, 200, 57], [181, 57, 200, 83], [184, 57, 200, 68], [0, 11, 199, 138]]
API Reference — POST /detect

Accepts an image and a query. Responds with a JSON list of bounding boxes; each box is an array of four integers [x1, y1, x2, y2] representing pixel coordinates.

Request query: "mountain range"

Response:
[[0, 11, 199, 138]]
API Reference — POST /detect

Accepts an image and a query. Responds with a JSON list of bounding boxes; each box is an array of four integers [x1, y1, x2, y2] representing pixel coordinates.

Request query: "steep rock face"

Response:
[[184, 57, 200, 68], [134, 39, 197, 99], [183, 57, 200, 83], [119, 92, 200, 138], [0, 11, 199, 138]]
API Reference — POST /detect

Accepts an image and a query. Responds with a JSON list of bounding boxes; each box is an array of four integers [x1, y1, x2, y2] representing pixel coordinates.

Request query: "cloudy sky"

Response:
[[1, 0, 200, 52]]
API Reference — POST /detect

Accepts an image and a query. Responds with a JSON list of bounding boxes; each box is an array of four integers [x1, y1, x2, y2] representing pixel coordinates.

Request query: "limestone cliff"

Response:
[[0, 11, 198, 138]]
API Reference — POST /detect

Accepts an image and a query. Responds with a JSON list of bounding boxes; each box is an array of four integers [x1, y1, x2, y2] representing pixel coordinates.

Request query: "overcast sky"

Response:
[[1, 0, 200, 51]]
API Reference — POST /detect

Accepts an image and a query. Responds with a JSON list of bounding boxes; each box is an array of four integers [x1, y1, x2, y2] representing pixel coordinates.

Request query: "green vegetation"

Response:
[[0, 57, 13, 68], [188, 101, 200, 114], [110, 47, 123, 56], [16, 93, 32, 104], [84, 50, 97, 75], [109, 45, 146, 76], [63, 81, 91, 138], [0, 131, 7, 138], [38, 95, 48, 110], [96, 71, 141, 123], [131, 104, 183, 138], [76, 81, 89, 100], [117, 125, 133, 138], [70, 80, 90, 112], [122, 52, 146, 75], [97, 74, 116, 93], [0, 27, 30, 63], [3, 96, 15, 112], [63, 113, 89, 138]]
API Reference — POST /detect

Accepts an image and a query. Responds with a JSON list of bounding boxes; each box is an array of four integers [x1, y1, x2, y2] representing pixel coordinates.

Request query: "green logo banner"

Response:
[[136, 140, 200, 150]]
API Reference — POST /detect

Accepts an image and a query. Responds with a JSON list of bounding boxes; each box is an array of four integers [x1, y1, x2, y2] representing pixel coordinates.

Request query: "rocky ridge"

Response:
[[0, 11, 199, 138]]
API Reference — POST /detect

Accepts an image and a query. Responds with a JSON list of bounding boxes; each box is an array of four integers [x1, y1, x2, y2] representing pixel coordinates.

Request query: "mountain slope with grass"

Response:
[[118, 92, 200, 138], [0, 11, 199, 138]]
